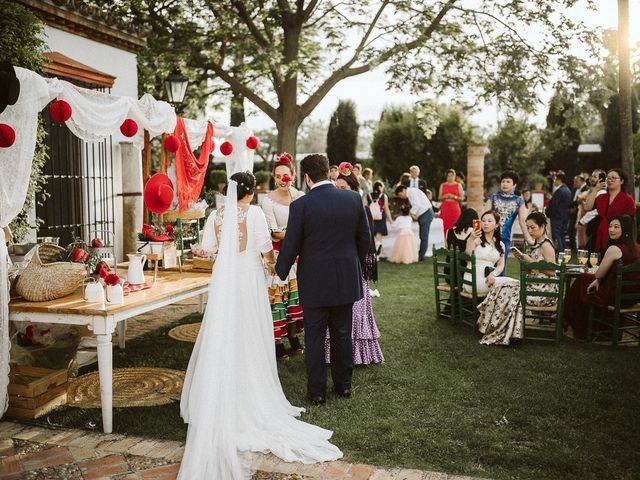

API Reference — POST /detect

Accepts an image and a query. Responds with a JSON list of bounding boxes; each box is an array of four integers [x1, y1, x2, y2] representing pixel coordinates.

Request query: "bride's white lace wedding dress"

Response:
[[178, 181, 342, 480]]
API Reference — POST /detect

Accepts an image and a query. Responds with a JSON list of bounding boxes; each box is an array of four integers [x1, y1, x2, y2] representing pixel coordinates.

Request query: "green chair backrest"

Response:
[[432, 247, 456, 285], [613, 260, 640, 310], [518, 259, 566, 307], [456, 251, 478, 298]]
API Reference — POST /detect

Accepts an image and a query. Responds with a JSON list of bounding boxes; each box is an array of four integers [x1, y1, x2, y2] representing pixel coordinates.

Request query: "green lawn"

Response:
[[38, 260, 640, 480]]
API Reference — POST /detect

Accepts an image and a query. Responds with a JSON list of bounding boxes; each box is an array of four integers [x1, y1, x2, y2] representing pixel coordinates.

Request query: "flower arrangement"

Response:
[[104, 273, 120, 287]]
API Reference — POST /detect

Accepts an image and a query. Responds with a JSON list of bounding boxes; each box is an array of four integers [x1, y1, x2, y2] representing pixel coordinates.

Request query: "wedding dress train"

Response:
[[178, 181, 342, 479]]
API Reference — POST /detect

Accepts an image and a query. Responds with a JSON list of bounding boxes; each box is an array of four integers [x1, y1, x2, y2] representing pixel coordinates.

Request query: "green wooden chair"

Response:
[[432, 247, 456, 321], [455, 251, 485, 327], [519, 260, 566, 344], [587, 261, 640, 346]]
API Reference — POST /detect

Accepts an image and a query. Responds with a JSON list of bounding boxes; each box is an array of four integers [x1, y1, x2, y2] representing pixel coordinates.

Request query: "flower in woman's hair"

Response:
[[276, 153, 292, 165], [338, 162, 353, 176], [281, 174, 293, 183], [104, 273, 120, 286]]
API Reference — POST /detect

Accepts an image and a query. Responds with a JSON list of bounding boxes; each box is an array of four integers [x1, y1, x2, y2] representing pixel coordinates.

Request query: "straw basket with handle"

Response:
[[15, 244, 88, 302]]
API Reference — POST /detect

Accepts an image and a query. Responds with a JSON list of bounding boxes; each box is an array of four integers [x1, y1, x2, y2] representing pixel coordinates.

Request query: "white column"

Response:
[[120, 143, 143, 261]]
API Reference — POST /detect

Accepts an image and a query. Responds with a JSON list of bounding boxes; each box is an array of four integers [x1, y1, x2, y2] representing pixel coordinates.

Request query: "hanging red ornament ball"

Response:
[[120, 118, 138, 137], [164, 135, 181, 153], [50, 100, 72, 123], [220, 141, 233, 156], [0, 124, 16, 148], [246, 135, 260, 150]]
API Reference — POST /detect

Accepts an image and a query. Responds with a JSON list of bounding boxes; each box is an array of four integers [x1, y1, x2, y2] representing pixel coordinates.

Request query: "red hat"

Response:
[[144, 173, 174, 214]]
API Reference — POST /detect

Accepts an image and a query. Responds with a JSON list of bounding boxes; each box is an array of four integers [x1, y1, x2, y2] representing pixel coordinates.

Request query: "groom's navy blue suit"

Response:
[[276, 182, 371, 397]]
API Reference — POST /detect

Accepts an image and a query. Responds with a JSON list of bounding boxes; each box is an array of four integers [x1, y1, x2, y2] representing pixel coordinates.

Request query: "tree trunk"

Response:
[[276, 117, 299, 155], [618, 0, 635, 196]]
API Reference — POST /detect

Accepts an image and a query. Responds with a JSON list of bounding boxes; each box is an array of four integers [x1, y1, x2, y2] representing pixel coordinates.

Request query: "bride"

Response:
[[178, 172, 342, 479]]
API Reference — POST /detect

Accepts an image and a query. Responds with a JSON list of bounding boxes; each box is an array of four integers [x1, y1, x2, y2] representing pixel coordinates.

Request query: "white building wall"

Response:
[[40, 26, 141, 262]]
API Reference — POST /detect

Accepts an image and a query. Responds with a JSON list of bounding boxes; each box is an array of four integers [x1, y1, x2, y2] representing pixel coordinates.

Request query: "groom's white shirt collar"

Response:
[[311, 180, 334, 190]]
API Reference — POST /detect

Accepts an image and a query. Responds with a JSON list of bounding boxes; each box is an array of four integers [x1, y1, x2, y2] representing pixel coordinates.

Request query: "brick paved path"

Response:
[[1, 299, 490, 480]]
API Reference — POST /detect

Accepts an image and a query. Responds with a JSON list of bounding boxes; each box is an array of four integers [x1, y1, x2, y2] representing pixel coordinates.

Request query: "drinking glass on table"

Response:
[[577, 250, 588, 268], [589, 252, 599, 268], [562, 249, 572, 263]]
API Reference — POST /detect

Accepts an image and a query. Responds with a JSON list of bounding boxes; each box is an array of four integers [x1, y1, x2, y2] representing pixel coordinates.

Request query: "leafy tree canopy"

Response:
[[95, 0, 597, 154], [371, 104, 475, 192]]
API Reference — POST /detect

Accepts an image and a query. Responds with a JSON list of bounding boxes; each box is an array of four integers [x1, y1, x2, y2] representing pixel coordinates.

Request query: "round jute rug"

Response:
[[67, 367, 185, 408], [167, 322, 201, 343]]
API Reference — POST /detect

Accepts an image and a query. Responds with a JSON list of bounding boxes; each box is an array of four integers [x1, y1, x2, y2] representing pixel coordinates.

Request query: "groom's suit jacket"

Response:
[[276, 183, 371, 309]]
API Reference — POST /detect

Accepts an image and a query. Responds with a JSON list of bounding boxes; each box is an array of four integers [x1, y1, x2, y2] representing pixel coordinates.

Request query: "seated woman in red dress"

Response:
[[563, 215, 640, 339]]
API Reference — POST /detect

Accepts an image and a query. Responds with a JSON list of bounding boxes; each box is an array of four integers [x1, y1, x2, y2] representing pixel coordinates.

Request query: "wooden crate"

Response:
[[6, 365, 68, 419]]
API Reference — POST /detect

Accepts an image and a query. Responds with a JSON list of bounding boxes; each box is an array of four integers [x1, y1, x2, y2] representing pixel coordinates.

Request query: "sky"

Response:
[[230, 1, 640, 135]]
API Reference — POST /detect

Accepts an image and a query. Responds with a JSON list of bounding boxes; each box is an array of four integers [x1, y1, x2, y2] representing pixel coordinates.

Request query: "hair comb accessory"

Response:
[[276, 153, 293, 166], [338, 162, 353, 176]]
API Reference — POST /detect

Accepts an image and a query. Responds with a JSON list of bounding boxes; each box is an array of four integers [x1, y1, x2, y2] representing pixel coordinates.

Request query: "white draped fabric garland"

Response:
[[0, 68, 176, 418], [0, 67, 258, 414]]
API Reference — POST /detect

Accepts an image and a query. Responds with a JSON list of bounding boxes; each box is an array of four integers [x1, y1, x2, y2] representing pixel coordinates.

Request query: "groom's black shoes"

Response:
[[306, 393, 326, 406], [333, 387, 352, 399]]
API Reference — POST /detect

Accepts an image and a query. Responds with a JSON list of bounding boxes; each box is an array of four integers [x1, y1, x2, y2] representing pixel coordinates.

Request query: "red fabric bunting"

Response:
[[173, 117, 215, 211]]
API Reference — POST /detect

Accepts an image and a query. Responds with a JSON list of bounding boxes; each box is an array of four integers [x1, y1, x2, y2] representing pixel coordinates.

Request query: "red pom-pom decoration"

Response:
[[49, 100, 72, 123], [246, 135, 260, 150], [0, 124, 16, 148], [164, 135, 181, 153], [120, 118, 138, 137], [220, 141, 233, 156]]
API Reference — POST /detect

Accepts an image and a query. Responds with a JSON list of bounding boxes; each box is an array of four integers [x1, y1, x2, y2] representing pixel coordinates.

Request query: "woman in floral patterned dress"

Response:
[[261, 153, 305, 359], [476, 212, 557, 345]]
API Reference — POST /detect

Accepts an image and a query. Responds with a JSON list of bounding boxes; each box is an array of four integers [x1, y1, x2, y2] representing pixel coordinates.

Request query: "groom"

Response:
[[276, 154, 371, 405]]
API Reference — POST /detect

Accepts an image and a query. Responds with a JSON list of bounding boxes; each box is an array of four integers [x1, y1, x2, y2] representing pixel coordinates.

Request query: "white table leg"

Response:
[[117, 320, 126, 349], [96, 333, 113, 433], [198, 293, 205, 314]]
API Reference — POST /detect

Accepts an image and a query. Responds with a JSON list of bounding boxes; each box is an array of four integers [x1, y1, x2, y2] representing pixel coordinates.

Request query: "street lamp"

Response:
[[164, 68, 189, 109]]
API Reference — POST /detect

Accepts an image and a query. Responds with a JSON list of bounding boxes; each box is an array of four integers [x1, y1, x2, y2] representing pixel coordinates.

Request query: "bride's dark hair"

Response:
[[224, 171, 256, 200]]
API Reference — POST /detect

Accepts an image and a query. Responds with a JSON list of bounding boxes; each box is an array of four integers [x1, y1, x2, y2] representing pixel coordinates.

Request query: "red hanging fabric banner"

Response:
[[173, 117, 215, 211]]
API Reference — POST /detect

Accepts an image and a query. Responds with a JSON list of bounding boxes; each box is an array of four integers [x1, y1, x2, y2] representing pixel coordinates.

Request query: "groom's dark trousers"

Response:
[[276, 183, 371, 397]]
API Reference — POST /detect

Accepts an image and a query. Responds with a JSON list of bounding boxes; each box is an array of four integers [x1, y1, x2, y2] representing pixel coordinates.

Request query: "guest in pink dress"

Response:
[[388, 201, 418, 264], [439, 169, 464, 233]]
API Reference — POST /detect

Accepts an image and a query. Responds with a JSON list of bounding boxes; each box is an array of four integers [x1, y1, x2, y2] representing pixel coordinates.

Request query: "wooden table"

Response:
[[9, 270, 211, 433]]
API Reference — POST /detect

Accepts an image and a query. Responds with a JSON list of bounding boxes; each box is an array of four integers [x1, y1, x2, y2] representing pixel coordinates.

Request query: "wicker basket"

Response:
[[15, 244, 87, 302]]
